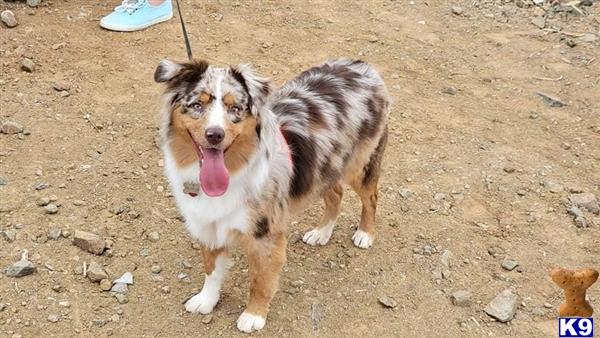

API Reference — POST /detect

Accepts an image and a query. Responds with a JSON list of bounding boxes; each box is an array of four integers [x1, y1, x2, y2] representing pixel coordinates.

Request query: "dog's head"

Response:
[[155, 59, 271, 197]]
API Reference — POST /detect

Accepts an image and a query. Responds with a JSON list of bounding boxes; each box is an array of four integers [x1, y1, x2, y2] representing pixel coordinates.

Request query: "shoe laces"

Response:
[[115, 0, 146, 14]]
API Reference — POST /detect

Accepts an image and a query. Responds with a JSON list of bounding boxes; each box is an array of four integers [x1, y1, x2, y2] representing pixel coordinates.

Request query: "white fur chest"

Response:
[[162, 147, 268, 249]]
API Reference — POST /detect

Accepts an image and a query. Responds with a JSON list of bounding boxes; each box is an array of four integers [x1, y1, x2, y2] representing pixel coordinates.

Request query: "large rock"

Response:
[[569, 193, 599, 215], [73, 230, 105, 255], [484, 289, 518, 322], [5, 259, 36, 278]]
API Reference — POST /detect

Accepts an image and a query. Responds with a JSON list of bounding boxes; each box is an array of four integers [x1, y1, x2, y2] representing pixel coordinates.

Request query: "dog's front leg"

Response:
[[185, 246, 232, 314], [237, 233, 287, 333]]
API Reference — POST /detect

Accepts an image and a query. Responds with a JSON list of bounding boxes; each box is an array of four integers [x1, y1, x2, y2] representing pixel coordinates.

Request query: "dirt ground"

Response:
[[1, 0, 599, 337]]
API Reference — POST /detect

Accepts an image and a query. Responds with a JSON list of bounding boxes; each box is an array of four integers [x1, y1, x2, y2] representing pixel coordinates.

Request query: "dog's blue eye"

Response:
[[191, 102, 203, 111], [228, 106, 241, 115]]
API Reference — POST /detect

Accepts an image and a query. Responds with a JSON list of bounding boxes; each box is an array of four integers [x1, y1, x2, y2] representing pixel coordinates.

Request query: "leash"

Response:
[[174, 0, 193, 60]]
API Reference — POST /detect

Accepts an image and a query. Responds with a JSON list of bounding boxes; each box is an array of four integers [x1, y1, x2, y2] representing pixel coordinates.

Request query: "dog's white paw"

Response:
[[352, 229, 373, 249], [236, 311, 266, 333], [302, 225, 334, 246], [185, 291, 219, 314]]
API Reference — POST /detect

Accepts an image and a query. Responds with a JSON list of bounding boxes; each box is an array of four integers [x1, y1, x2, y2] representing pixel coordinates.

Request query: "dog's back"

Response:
[[269, 58, 390, 212]]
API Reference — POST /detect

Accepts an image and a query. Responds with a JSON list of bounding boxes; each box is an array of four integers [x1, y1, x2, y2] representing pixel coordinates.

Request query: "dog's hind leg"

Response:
[[350, 127, 388, 249], [302, 183, 343, 246]]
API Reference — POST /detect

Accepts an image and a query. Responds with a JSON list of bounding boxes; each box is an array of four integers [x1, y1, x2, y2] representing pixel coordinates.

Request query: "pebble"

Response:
[[181, 259, 193, 269], [1, 10, 18, 28], [0, 177, 6, 186], [100, 279, 112, 291], [52, 284, 63, 293], [72, 199, 86, 206], [87, 262, 108, 282], [378, 295, 398, 308], [148, 231, 160, 242], [202, 314, 213, 324], [543, 302, 553, 309], [73, 230, 106, 255], [0, 303, 6, 311], [48, 228, 62, 240], [5, 258, 36, 278], [441, 250, 452, 268], [568, 206, 588, 228], [21, 58, 35, 73], [399, 188, 413, 199], [1, 229, 17, 242], [34, 182, 49, 190], [58, 301, 70, 308], [178, 272, 190, 282], [111, 283, 128, 294], [37, 197, 51, 207], [531, 17, 545, 29], [114, 293, 128, 304], [484, 289, 518, 322], [537, 92, 566, 108], [501, 259, 519, 271], [1, 121, 24, 134], [151, 265, 162, 274], [451, 290, 472, 307], [161, 285, 171, 294], [47, 315, 60, 323], [543, 180, 563, 193], [27, 0, 41, 7], [44, 204, 59, 214], [569, 193, 599, 215], [114, 272, 134, 285], [451, 6, 463, 15]]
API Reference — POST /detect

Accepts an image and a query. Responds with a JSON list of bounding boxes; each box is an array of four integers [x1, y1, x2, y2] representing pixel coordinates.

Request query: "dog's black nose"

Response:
[[205, 127, 225, 145]]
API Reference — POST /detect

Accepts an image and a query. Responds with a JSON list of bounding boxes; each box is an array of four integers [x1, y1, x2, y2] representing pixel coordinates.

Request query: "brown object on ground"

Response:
[[550, 268, 599, 317]]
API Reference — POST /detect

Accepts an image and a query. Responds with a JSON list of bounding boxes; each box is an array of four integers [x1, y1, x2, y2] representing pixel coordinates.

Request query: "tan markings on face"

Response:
[[222, 93, 236, 107], [199, 92, 212, 104], [168, 105, 209, 168], [223, 113, 258, 175]]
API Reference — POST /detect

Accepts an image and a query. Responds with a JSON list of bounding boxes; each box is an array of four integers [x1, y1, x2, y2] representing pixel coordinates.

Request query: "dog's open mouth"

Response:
[[188, 130, 230, 197]]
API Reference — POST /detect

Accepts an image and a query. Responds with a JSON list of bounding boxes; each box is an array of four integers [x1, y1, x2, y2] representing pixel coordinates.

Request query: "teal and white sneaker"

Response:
[[100, 0, 173, 32]]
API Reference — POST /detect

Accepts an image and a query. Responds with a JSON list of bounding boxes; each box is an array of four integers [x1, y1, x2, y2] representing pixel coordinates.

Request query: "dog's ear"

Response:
[[230, 64, 272, 115], [154, 59, 184, 83]]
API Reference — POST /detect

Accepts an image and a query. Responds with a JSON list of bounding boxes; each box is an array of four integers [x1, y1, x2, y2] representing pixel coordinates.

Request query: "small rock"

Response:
[[140, 248, 150, 257], [566, 39, 577, 48], [537, 92, 566, 108], [47, 314, 60, 323], [21, 58, 35, 73], [178, 272, 190, 282], [114, 293, 128, 304], [73, 230, 106, 255], [37, 197, 51, 207], [0, 303, 7, 311], [151, 265, 162, 274], [0, 177, 7, 186], [202, 314, 213, 324], [1, 10, 18, 28], [100, 279, 112, 291], [1, 121, 24, 134], [378, 295, 398, 308], [111, 282, 128, 294], [543, 180, 563, 193], [48, 228, 62, 240], [581, 33, 597, 43], [44, 204, 59, 214], [52, 284, 63, 292], [442, 86, 457, 95], [501, 259, 519, 271], [543, 302, 553, 308], [27, 0, 41, 7], [503, 166, 516, 173], [114, 272, 134, 285], [34, 182, 49, 190], [58, 301, 70, 308], [148, 231, 160, 242], [72, 199, 86, 206], [87, 262, 108, 282], [181, 259, 193, 269], [531, 17, 545, 29], [451, 6, 463, 15], [441, 250, 452, 268], [569, 193, 599, 215], [451, 290, 472, 307], [161, 285, 171, 294], [399, 188, 413, 199], [5, 259, 36, 278], [484, 289, 518, 322], [59, 90, 70, 98], [1, 229, 17, 242]]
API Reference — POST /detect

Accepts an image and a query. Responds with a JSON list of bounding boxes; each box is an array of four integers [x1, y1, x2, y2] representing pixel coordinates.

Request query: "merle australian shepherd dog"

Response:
[[154, 58, 389, 332]]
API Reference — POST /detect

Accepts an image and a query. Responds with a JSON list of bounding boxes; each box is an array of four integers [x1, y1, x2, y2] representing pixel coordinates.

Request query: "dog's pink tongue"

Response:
[[200, 148, 229, 197]]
